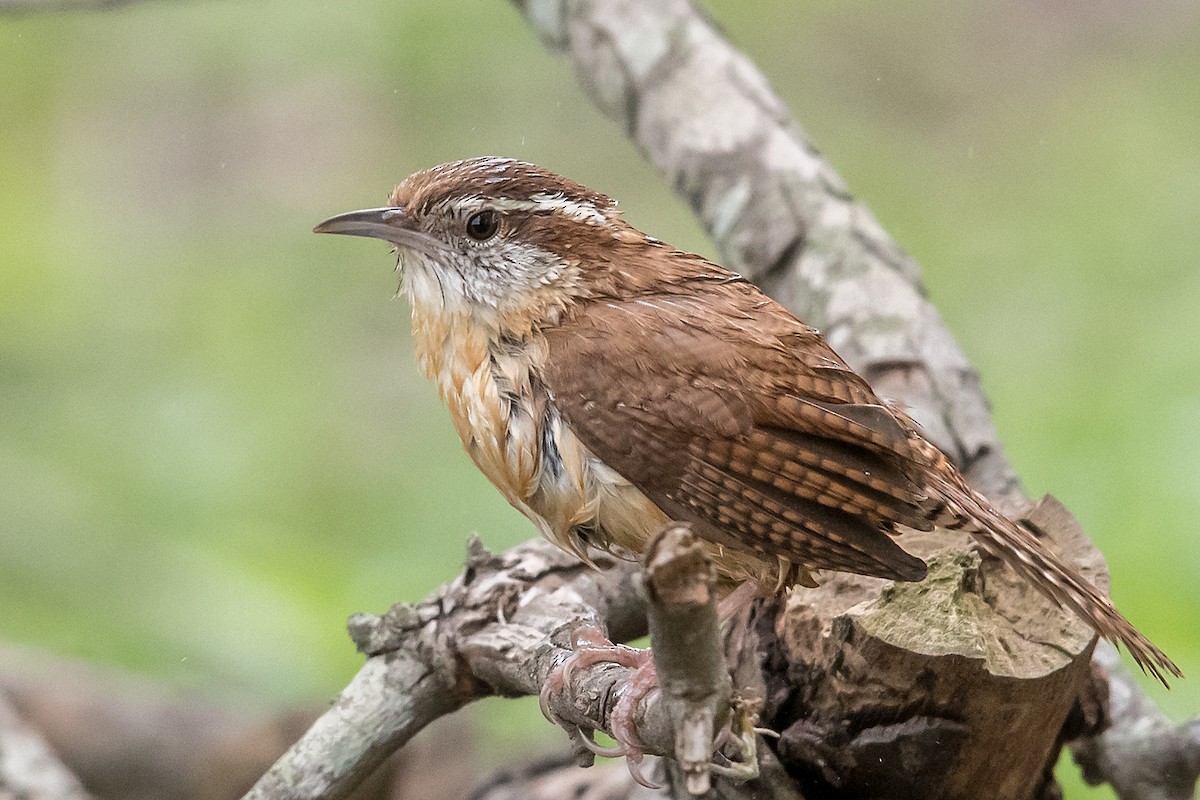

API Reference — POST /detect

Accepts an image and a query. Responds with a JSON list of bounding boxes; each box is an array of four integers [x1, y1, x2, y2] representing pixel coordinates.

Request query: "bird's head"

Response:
[[315, 157, 645, 333]]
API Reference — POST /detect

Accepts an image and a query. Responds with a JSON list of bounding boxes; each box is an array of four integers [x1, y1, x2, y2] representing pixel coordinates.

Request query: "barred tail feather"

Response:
[[935, 477, 1181, 686]]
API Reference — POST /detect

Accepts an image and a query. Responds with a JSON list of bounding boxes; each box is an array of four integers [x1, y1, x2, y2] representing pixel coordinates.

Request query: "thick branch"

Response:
[[773, 496, 1098, 799]]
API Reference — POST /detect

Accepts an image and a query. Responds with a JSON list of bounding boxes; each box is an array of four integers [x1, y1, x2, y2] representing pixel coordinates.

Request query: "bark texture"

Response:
[[769, 497, 1101, 800]]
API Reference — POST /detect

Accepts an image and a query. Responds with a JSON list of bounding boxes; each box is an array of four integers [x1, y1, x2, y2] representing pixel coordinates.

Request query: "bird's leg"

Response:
[[539, 624, 662, 788]]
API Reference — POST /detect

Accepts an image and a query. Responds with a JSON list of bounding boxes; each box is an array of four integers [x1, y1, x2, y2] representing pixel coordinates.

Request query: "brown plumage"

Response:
[[315, 156, 1180, 684]]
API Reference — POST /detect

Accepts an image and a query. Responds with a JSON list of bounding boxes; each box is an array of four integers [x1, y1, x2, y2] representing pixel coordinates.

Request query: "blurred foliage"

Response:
[[0, 0, 1196, 794]]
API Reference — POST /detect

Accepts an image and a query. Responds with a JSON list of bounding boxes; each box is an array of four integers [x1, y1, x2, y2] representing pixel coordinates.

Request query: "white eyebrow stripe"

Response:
[[486, 194, 611, 224]]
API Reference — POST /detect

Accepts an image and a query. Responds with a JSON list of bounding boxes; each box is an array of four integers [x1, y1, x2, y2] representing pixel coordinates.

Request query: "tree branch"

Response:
[[243, 538, 674, 800], [244, 525, 775, 800], [1072, 643, 1200, 800], [0, 692, 94, 800], [642, 525, 736, 795]]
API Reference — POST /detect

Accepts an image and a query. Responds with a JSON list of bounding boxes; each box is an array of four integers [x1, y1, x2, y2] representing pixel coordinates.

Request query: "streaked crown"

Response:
[[390, 157, 618, 223]]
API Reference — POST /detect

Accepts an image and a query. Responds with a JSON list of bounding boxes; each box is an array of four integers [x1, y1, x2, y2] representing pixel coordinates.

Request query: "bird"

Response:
[[314, 157, 1179, 694]]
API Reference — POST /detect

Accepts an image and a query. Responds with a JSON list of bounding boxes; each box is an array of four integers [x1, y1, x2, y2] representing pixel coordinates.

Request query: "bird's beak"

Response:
[[313, 207, 444, 258]]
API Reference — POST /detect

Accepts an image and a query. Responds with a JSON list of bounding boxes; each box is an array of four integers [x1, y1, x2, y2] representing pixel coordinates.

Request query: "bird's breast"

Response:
[[409, 306, 667, 559]]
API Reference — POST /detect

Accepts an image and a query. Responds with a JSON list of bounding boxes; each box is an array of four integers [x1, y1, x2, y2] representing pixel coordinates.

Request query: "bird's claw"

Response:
[[542, 626, 766, 788], [574, 726, 624, 758], [538, 624, 662, 788], [624, 750, 662, 789]]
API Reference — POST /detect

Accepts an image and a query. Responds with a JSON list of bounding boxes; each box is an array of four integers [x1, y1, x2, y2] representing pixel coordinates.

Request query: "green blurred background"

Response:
[[1, 0, 1196, 795]]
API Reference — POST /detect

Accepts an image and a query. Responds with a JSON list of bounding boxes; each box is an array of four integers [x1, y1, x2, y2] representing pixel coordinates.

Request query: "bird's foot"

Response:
[[539, 624, 662, 788]]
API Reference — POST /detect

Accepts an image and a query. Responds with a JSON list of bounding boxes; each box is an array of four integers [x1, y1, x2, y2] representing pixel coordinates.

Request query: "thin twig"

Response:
[[642, 524, 736, 796]]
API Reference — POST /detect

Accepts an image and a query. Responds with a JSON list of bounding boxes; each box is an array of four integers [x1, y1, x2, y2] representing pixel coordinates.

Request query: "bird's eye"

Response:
[[465, 210, 500, 241]]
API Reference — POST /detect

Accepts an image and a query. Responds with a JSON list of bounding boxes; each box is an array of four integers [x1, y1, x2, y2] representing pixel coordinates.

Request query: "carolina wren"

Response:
[[315, 157, 1177, 683]]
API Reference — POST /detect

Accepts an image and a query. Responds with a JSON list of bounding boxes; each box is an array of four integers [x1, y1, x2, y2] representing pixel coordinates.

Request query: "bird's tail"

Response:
[[927, 462, 1180, 686]]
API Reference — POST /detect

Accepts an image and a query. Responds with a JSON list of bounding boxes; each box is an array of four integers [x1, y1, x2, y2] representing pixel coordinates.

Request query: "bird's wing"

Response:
[[540, 281, 933, 581]]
